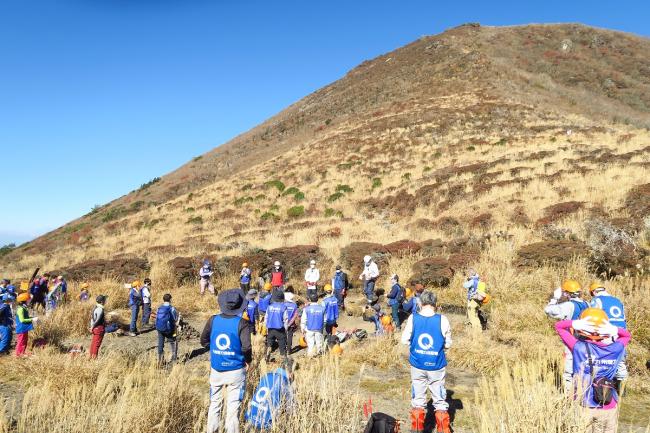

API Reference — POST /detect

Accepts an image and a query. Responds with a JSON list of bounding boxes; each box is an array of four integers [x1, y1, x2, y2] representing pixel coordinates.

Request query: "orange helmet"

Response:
[[405, 287, 413, 298], [380, 315, 392, 326], [577, 308, 609, 340], [242, 262, 248, 268], [589, 281, 605, 296], [17, 293, 31, 304], [561, 279, 581, 293], [324, 284, 333, 293], [299, 336, 308, 348], [330, 344, 343, 356]]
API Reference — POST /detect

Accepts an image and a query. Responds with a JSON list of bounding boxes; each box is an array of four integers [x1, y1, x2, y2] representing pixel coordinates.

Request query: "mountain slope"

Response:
[[4, 22, 650, 274]]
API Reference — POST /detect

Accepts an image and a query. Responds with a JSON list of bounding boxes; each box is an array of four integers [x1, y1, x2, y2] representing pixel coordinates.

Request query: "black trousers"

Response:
[[286, 325, 297, 353], [266, 328, 287, 356]]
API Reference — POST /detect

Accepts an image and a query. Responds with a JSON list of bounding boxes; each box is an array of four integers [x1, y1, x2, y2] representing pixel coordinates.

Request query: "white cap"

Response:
[[310, 259, 316, 265], [284, 292, 295, 302], [363, 255, 372, 264], [274, 261, 281, 266]]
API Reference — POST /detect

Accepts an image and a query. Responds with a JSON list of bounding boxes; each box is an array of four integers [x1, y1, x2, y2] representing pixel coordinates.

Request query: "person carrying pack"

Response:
[[555, 308, 630, 433], [321, 285, 339, 335], [156, 293, 180, 364], [331, 265, 350, 311], [386, 274, 404, 331], [240, 262, 252, 291]]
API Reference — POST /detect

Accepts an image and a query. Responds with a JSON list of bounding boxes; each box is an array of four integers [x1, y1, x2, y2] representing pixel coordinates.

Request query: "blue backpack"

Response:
[[156, 305, 175, 333]]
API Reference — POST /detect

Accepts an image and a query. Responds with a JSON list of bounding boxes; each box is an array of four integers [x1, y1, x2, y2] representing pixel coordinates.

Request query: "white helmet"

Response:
[[274, 261, 281, 267], [363, 255, 372, 264], [310, 259, 316, 265]]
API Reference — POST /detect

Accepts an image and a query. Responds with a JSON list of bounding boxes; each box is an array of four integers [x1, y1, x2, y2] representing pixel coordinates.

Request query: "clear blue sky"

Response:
[[1, 0, 648, 246]]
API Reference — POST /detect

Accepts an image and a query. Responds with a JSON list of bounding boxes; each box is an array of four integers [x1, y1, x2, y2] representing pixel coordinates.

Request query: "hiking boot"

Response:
[[434, 410, 451, 433], [128, 332, 137, 337], [410, 408, 425, 433]]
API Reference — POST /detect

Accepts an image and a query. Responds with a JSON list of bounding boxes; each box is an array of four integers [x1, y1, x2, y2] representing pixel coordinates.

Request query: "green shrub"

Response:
[[335, 184, 354, 193], [145, 219, 162, 229], [270, 204, 280, 211], [287, 205, 305, 218], [494, 138, 507, 146], [336, 211, 344, 218], [264, 180, 286, 192], [0, 243, 16, 258], [129, 201, 145, 211], [101, 206, 125, 223], [185, 207, 195, 212], [466, 145, 475, 151], [371, 178, 382, 189], [337, 162, 353, 170], [139, 177, 161, 191], [294, 192, 305, 201], [423, 166, 432, 172], [328, 192, 344, 203], [433, 151, 442, 158], [324, 208, 336, 217], [402, 173, 411, 181], [234, 196, 254, 206], [192, 155, 203, 162], [187, 216, 203, 225], [241, 183, 253, 191], [261, 212, 279, 221], [283, 187, 300, 196], [255, 194, 266, 201], [550, 136, 557, 143]]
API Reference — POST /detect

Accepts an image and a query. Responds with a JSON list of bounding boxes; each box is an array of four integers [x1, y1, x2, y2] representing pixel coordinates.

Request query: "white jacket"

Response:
[[360, 262, 379, 280], [305, 268, 320, 285]]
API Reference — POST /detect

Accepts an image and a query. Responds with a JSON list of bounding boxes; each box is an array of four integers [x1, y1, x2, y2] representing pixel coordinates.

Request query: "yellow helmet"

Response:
[[263, 282, 272, 291], [324, 284, 333, 293], [578, 308, 609, 340], [131, 280, 141, 288], [405, 287, 413, 298], [17, 293, 31, 304], [242, 262, 249, 268], [81, 282, 90, 289], [589, 281, 605, 296], [561, 279, 581, 293], [330, 344, 343, 356]]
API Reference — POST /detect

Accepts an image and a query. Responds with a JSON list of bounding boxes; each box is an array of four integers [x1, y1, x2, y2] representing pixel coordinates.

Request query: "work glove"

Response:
[[552, 287, 563, 300], [32, 317, 40, 325], [597, 323, 618, 338], [571, 319, 596, 334]]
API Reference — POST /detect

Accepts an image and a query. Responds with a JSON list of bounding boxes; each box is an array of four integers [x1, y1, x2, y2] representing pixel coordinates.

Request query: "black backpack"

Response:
[[585, 344, 615, 405], [396, 284, 405, 304], [364, 412, 399, 433]]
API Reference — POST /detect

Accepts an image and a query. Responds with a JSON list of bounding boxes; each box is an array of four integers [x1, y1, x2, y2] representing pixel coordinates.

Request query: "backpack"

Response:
[[585, 344, 615, 405], [156, 305, 175, 334], [396, 284, 405, 304], [353, 329, 368, 340], [363, 412, 399, 433]]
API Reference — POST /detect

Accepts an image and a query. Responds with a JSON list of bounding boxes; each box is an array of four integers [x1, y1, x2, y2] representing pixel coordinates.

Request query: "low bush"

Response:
[[335, 184, 353, 193], [371, 178, 382, 189], [287, 206, 305, 218], [328, 192, 344, 203], [324, 208, 336, 217], [264, 179, 286, 193], [187, 216, 203, 225]]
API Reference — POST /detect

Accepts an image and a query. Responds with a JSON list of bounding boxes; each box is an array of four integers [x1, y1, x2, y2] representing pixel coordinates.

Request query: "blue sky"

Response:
[[1, 0, 648, 246]]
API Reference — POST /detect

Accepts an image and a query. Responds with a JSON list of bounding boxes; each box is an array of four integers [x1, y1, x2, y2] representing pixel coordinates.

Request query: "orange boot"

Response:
[[435, 410, 451, 433], [410, 408, 425, 433]]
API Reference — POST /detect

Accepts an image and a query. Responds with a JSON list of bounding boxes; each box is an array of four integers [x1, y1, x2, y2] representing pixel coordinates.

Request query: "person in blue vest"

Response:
[[544, 279, 589, 391], [331, 265, 350, 311], [0, 294, 13, 355], [555, 308, 630, 433], [200, 288, 252, 433], [127, 281, 142, 336], [284, 292, 299, 354], [300, 293, 326, 357], [401, 291, 452, 433], [258, 283, 273, 319], [245, 289, 259, 335], [321, 284, 339, 335], [245, 359, 296, 431], [589, 281, 628, 392], [240, 262, 252, 291], [156, 293, 180, 365], [402, 283, 424, 316], [264, 290, 289, 362], [386, 274, 405, 331]]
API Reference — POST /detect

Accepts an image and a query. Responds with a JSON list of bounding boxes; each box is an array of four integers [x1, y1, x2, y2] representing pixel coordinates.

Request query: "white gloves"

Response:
[[553, 288, 563, 300], [571, 319, 596, 335], [597, 323, 619, 338]]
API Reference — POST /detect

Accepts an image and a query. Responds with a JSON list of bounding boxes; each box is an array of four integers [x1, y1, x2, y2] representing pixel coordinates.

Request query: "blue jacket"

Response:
[[463, 276, 479, 300], [265, 302, 287, 330], [0, 304, 12, 327], [409, 313, 447, 371], [569, 299, 588, 320], [387, 283, 403, 306], [322, 295, 339, 323], [284, 301, 298, 326], [258, 294, 272, 314], [245, 368, 293, 430], [304, 304, 325, 331]]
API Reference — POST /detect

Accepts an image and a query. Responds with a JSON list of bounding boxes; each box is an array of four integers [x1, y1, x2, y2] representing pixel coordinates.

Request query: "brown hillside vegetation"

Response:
[[1, 23, 650, 432]]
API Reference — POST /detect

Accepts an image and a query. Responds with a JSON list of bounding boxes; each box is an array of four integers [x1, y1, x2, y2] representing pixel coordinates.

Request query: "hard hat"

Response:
[[274, 261, 281, 267], [477, 281, 487, 292], [242, 262, 248, 268], [578, 308, 610, 340], [299, 336, 308, 348], [132, 280, 141, 288], [561, 279, 581, 293], [310, 259, 316, 265], [81, 282, 90, 289], [17, 293, 31, 304], [589, 281, 606, 296], [405, 287, 413, 298], [363, 255, 372, 264], [380, 315, 392, 326], [324, 284, 332, 293], [330, 344, 343, 356], [264, 282, 272, 290]]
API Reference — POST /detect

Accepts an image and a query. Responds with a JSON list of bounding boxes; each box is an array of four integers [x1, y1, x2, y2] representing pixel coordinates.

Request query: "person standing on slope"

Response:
[[156, 293, 180, 365], [240, 262, 252, 291], [15, 293, 39, 356], [321, 284, 339, 336], [401, 291, 452, 433], [89, 295, 107, 359], [141, 278, 153, 328], [544, 279, 589, 391], [301, 293, 326, 357], [128, 281, 142, 336], [304, 259, 320, 300], [200, 259, 215, 295], [245, 289, 259, 335], [201, 289, 252, 433], [331, 265, 350, 312], [359, 255, 379, 300], [0, 294, 13, 355], [284, 292, 299, 354], [386, 274, 405, 331], [270, 261, 286, 292], [555, 308, 630, 433], [589, 281, 628, 393], [264, 290, 289, 362]]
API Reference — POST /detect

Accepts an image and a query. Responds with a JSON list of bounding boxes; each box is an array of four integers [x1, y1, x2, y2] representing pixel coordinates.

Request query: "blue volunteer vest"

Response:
[[247, 300, 258, 324], [570, 299, 588, 320], [590, 296, 626, 329], [210, 315, 245, 371], [245, 368, 291, 429], [15, 306, 34, 334], [305, 304, 325, 331], [266, 302, 286, 330], [409, 313, 447, 371], [241, 271, 251, 284], [333, 272, 345, 291], [323, 296, 339, 323], [0, 304, 12, 327], [572, 341, 625, 407], [284, 301, 298, 322], [258, 294, 271, 313]]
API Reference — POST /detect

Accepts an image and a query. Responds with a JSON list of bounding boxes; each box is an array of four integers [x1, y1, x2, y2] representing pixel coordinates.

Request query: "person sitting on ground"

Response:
[[0, 294, 13, 355], [240, 262, 252, 291], [301, 293, 325, 357], [156, 293, 180, 364], [245, 359, 296, 431], [589, 281, 628, 393], [15, 293, 38, 356], [545, 279, 589, 391], [386, 274, 405, 331], [200, 289, 251, 433], [401, 291, 452, 433], [141, 278, 153, 328], [403, 284, 424, 316], [555, 308, 630, 433], [362, 296, 383, 335], [284, 292, 299, 354], [359, 256, 379, 300], [331, 265, 350, 312], [304, 259, 320, 300], [89, 295, 107, 359], [200, 259, 215, 295], [264, 290, 289, 362], [321, 284, 339, 335]]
